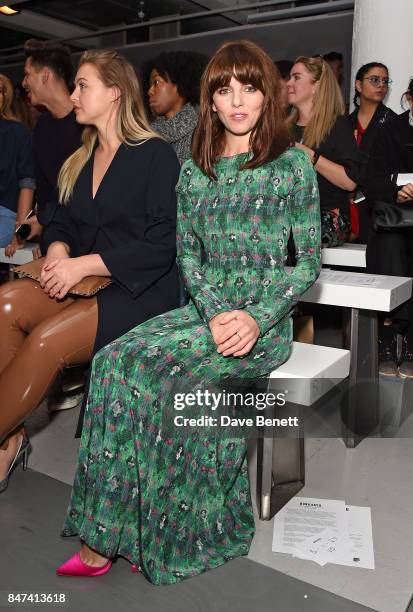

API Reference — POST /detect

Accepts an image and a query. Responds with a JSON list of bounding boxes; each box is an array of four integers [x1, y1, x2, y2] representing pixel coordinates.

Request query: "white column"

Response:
[[351, 0, 413, 112]]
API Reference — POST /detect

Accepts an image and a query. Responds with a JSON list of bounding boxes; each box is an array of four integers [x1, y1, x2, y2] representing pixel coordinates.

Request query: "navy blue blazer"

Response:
[[42, 137, 181, 434]]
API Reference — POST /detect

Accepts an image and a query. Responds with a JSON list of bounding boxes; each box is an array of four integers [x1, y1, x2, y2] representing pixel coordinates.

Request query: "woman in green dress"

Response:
[[57, 40, 321, 584]]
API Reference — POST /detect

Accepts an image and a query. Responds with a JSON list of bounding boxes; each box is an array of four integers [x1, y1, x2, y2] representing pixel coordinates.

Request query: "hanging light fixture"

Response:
[[137, 1, 146, 22], [0, 5, 20, 14]]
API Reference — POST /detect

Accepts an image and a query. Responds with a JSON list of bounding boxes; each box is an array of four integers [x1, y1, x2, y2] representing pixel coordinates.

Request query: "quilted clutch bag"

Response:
[[13, 257, 112, 297]]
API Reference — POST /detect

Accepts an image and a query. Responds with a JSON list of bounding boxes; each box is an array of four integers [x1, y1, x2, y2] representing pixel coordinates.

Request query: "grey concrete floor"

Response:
[[22, 395, 413, 612], [1, 467, 376, 612]]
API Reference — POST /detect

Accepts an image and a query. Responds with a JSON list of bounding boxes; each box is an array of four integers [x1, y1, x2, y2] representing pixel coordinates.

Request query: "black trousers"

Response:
[[367, 227, 413, 341]]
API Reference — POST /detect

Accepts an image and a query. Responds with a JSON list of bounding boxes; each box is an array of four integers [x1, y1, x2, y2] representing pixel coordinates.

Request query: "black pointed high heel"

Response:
[[0, 430, 30, 494]]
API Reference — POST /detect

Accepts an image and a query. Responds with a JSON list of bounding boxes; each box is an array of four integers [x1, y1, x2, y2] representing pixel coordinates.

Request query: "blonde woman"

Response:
[[0, 50, 181, 491], [287, 56, 365, 246]]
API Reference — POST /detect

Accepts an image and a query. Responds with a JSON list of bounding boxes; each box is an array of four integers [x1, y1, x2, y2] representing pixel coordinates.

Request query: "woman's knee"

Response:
[[26, 303, 96, 368], [23, 320, 65, 367], [0, 279, 34, 320]]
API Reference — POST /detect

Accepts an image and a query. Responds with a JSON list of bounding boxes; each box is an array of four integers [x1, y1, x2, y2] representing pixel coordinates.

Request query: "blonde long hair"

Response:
[[58, 49, 159, 203], [0, 73, 16, 120], [287, 56, 345, 149]]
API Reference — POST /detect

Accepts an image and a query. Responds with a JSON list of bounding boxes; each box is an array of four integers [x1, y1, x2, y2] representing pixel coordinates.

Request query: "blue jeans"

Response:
[[0, 205, 16, 247]]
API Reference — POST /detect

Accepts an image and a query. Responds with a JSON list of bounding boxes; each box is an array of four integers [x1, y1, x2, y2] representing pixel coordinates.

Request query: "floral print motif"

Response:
[[61, 147, 320, 586]]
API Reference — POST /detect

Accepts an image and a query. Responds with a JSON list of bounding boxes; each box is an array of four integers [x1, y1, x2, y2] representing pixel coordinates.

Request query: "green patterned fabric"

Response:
[[61, 147, 321, 585]]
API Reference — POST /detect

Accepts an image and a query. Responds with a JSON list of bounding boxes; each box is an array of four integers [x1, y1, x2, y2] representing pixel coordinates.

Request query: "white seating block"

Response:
[[269, 341, 350, 406], [301, 269, 412, 312], [322, 243, 366, 268], [0, 242, 37, 265]]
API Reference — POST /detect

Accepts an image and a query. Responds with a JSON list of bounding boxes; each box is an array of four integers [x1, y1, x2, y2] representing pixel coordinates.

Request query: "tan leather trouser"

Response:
[[0, 278, 98, 445]]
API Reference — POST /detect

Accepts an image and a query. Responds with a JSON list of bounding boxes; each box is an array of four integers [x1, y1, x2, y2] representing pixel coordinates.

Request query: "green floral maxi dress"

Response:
[[61, 147, 321, 585]]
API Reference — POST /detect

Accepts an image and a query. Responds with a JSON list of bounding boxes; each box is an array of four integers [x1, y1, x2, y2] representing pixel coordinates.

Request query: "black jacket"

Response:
[[33, 110, 83, 256], [348, 103, 396, 156], [42, 137, 181, 433], [364, 110, 413, 204], [294, 116, 366, 214]]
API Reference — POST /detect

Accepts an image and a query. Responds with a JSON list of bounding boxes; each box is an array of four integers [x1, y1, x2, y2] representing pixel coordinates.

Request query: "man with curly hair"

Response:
[[143, 51, 208, 164]]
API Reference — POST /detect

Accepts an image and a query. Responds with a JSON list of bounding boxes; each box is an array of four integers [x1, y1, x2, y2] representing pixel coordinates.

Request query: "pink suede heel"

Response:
[[56, 552, 112, 577]]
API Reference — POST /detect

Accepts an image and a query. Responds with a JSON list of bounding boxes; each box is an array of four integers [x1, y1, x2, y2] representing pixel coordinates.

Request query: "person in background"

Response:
[[22, 39, 86, 410], [143, 51, 208, 164], [287, 55, 365, 247], [22, 39, 83, 246], [0, 74, 38, 130], [144, 50, 208, 306], [0, 49, 181, 494], [0, 74, 17, 121], [323, 51, 344, 86], [348, 62, 396, 242], [364, 78, 413, 378], [0, 74, 35, 254], [13, 84, 41, 131], [275, 59, 293, 116]]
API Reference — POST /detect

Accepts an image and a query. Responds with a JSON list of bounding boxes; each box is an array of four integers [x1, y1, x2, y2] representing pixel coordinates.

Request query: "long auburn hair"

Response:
[[0, 73, 17, 120], [58, 49, 159, 203], [286, 56, 345, 149], [192, 40, 290, 179]]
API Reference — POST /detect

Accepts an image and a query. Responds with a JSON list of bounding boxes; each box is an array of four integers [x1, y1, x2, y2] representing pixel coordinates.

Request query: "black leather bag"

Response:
[[372, 158, 413, 229], [373, 200, 413, 230]]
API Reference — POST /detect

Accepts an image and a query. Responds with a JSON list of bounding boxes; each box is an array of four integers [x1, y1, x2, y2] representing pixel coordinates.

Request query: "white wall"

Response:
[[351, 0, 413, 113]]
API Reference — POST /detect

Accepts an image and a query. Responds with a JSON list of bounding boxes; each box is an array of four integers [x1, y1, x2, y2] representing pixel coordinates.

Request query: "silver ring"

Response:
[[235, 331, 242, 341]]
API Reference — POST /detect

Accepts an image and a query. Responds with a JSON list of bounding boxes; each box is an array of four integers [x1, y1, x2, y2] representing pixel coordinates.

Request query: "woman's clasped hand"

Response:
[[209, 310, 260, 357], [39, 242, 80, 300]]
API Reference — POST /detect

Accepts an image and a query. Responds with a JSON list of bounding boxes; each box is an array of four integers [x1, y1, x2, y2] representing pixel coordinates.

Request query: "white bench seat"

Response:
[[257, 342, 350, 520], [270, 341, 350, 379], [301, 269, 412, 312], [322, 243, 366, 268], [0, 243, 37, 281], [269, 342, 350, 406], [297, 269, 412, 448], [0, 242, 37, 265]]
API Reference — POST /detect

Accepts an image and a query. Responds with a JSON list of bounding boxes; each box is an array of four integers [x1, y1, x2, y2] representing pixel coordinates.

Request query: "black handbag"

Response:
[[373, 155, 413, 229], [373, 199, 413, 230]]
